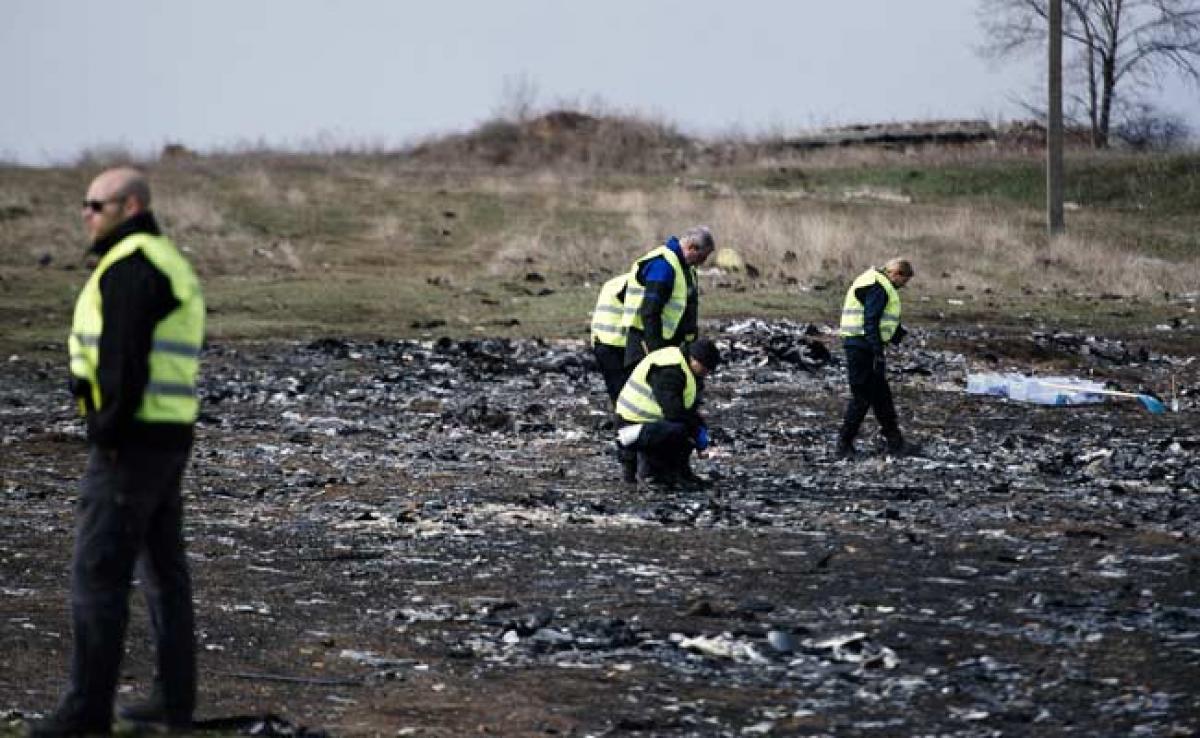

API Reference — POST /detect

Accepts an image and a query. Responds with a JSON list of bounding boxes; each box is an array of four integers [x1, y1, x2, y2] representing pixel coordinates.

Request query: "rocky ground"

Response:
[[2, 318, 1198, 737]]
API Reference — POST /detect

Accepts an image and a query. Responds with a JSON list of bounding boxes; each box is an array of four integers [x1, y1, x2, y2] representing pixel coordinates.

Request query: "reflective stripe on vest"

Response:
[[838, 268, 902, 342], [616, 346, 697, 424], [619, 245, 697, 343], [68, 232, 205, 423], [590, 274, 628, 347]]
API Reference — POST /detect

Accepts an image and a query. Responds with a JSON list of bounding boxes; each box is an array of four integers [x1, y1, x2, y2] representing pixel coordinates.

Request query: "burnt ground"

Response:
[[2, 319, 1199, 737]]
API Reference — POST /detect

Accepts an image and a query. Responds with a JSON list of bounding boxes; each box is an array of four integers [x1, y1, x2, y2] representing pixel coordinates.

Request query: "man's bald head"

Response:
[[88, 167, 151, 209], [82, 167, 152, 244]]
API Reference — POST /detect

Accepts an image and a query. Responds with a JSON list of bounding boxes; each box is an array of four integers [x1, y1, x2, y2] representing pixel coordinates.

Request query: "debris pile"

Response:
[[1031, 331, 1153, 364], [0, 321, 1197, 735]]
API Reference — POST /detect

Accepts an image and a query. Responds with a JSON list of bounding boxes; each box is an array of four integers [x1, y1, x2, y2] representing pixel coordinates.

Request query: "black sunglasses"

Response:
[[82, 197, 122, 213]]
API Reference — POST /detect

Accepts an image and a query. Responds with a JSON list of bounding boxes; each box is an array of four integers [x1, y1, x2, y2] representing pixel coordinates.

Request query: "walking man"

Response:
[[835, 258, 914, 458], [33, 167, 204, 736], [621, 226, 715, 369]]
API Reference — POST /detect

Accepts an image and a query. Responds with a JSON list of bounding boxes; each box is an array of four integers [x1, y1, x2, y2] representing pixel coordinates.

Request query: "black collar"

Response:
[[90, 211, 162, 257]]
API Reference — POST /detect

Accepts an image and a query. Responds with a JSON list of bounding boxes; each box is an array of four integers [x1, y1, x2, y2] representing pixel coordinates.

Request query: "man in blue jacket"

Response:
[[621, 226, 715, 369]]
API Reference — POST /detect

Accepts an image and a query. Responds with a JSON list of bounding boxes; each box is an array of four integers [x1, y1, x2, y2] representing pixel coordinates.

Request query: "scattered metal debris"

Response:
[[1, 320, 1196, 735]]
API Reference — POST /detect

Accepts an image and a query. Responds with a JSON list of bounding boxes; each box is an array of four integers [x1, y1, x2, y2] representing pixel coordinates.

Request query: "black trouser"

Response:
[[623, 328, 650, 369], [57, 445, 196, 725], [839, 344, 900, 444], [632, 420, 693, 480], [623, 328, 691, 369], [593, 341, 631, 406]]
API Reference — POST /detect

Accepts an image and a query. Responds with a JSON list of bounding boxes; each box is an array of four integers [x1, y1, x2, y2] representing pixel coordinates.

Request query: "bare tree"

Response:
[[979, 0, 1200, 147], [493, 72, 540, 124]]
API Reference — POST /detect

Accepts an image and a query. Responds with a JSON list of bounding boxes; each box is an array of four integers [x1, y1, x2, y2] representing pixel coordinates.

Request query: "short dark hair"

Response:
[[884, 257, 913, 278], [689, 338, 721, 371]]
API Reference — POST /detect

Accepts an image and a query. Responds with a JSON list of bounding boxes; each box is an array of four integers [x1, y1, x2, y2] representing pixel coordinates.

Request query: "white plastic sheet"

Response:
[[965, 373, 1107, 406]]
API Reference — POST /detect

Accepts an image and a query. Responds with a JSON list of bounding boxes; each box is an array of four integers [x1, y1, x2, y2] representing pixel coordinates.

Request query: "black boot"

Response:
[[885, 432, 919, 457], [616, 442, 638, 484], [621, 455, 638, 485], [117, 688, 191, 731], [26, 713, 111, 737], [675, 465, 708, 489], [635, 453, 676, 491], [834, 429, 856, 459]]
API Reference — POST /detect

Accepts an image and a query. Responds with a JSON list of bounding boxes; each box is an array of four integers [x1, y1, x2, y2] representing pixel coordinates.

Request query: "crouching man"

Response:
[[615, 338, 721, 489]]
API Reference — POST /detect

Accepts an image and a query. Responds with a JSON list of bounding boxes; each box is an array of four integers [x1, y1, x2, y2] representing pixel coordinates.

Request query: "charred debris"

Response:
[[2, 319, 1198, 735]]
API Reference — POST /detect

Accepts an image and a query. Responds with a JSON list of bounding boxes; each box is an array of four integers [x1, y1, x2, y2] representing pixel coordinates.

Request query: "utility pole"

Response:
[[1047, 0, 1065, 235]]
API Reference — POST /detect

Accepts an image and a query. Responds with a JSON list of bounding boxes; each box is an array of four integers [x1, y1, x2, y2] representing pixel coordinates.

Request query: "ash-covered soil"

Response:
[[2, 320, 1198, 737]]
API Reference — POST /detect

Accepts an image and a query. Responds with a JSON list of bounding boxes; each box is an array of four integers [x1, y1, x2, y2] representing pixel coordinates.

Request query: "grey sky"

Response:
[[3, 0, 1196, 164]]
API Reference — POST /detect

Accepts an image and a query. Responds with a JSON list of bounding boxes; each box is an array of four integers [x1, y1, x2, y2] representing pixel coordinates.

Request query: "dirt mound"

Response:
[[407, 113, 1103, 171], [406, 109, 695, 171]]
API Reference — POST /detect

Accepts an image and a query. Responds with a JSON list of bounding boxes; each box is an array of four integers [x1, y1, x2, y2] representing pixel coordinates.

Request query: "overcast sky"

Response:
[[3, 0, 1197, 165]]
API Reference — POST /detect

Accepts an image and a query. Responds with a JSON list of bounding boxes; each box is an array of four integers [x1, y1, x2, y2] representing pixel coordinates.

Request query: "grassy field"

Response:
[[1, 140, 1197, 353]]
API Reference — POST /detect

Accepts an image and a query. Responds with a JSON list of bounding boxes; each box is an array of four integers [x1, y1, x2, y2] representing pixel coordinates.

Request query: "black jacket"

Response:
[[76, 212, 193, 450], [646, 364, 704, 431], [843, 280, 906, 355]]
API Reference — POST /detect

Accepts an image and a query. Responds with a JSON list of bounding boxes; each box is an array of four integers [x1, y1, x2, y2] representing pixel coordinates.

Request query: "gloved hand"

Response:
[[890, 324, 908, 346], [872, 352, 886, 374], [69, 377, 94, 413], [694, 425, 710, 452]]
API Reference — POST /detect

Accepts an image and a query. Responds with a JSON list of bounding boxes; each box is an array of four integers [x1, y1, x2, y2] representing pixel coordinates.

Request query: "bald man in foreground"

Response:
[[32, 168, 204, 737]]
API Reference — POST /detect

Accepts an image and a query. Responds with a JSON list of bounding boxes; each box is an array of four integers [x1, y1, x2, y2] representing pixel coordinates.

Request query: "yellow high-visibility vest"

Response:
[[620, 245, 697, 343], [68, 232, 205, 424], [839, 268, 901, 342], [616, 346, 697, 424], [590, 274, 628, 347]]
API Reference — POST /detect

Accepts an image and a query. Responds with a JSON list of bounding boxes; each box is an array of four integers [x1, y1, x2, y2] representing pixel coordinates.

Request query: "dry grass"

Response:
[[1, 142, 1196, 349], [157, 191, 226, 234], [7, 159, 1194, 298], [477, 180, 1200, 297], [1044, 234, 1186, 296], [754, 140, 1048, 172]]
